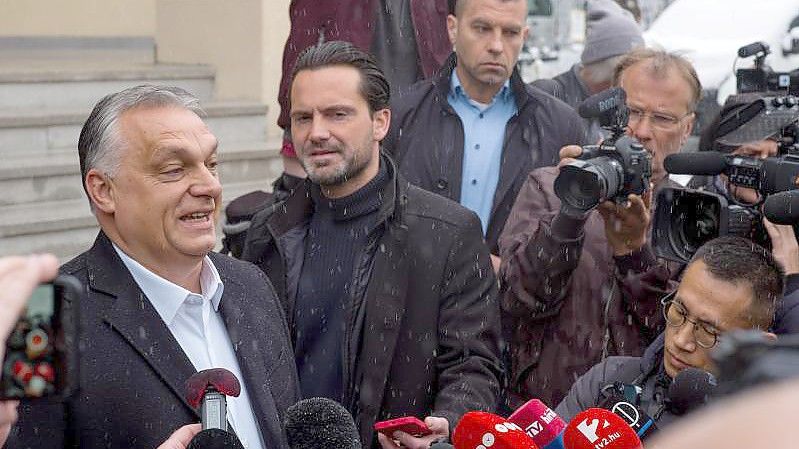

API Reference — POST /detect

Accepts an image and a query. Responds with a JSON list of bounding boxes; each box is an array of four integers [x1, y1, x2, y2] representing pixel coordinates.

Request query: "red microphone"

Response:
[[508, 399, 566, 449], [184, 368, 244, 449], [562, 409, 641, 449], [453, 411, 539, 449]]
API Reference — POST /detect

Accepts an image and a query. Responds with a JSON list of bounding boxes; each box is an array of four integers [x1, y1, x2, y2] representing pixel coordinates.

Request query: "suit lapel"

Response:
[[214, 257, 285, 449], [88, 233, 199, 416]]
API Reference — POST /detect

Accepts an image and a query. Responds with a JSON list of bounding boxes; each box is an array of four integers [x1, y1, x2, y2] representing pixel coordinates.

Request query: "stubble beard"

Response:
[[301, 141, 373, 188]]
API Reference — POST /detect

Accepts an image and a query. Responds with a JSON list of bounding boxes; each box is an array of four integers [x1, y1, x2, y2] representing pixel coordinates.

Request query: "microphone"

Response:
[[598, 393, 657, 440], [664, 152, 728, 175], [508, 399, 566, 449], [738, 41, 769, 58], [452, 411, 538, 449], [284, 397, 361, 449], [562, 408, 642, 449], [184, 368, 244, 449], [577, 87, 626, 119], [665, 367, 717, 415], [764, 190, 799, 224]]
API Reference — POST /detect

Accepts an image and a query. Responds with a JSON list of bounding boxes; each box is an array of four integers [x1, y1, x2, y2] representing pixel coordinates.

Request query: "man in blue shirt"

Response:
[[385, 0, 586, 269]]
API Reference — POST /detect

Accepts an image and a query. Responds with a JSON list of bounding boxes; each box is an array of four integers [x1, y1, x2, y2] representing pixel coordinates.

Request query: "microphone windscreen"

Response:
[[666, 368, 717, 415], [284, 397, 361, 449], [185, 368, 241, 408], [664, 152, 728, 175], [186, 428, 245, 449], [508, 399, 566, 448], [578, 87, 626, 119], [563, 408, 642, 449], [453, 411, 538, 449], [764, 190, 799, 225]]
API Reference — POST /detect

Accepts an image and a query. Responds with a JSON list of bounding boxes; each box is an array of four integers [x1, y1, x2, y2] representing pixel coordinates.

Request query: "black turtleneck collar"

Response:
[[309, 160, 389, 222]]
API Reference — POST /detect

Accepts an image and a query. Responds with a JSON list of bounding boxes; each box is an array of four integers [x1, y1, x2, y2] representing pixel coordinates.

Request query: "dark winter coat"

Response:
[[9, 232, 299, 449], [499, 166, 676, 408], [531, 64, 603, 143], [555, 334, 679, 429], [240, 155, 504, 448], [277, 0, 451, 129], [384, 53, 587, 253]]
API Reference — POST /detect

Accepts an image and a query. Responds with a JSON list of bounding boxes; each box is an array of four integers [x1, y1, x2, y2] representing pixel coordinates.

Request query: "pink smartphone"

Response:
[[374, 416, 432, 437]]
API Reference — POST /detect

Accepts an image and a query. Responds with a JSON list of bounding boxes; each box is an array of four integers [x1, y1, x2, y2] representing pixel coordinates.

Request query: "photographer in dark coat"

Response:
[[555, 237, 782, 430], [241, 41, 503, 449]]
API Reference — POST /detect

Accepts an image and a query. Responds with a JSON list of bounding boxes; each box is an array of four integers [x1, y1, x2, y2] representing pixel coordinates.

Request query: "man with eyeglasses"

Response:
[[498, 48, 701, 408], [554, 236, 782, 428]]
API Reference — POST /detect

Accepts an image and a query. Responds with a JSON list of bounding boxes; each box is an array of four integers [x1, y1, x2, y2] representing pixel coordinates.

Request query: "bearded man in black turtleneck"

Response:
[[240, 41, 503, 449]]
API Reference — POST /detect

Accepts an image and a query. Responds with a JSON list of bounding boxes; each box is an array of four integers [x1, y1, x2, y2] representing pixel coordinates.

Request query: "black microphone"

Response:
[[738, 41, 769, 58], [284, 397, 361, 449], [599, 393, 658, 440], [665, 368, 717, 415], [764, 190, 799, 224], [184, 368, 245, 449], [577, 87, 626, 119], [664, 152, 728, 175]]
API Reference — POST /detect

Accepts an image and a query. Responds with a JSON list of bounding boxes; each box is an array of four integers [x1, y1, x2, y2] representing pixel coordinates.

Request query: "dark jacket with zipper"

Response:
[[241, 155, 504, 448], [383, 53, 587, 253]]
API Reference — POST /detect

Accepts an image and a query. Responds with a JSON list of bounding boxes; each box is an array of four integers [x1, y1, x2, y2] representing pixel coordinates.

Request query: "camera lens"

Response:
[[554, 157, 623, 211], [668, 193, 721, 261]]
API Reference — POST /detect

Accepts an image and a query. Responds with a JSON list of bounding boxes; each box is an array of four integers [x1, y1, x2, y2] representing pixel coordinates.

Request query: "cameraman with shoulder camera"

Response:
[[499, 48, 701, 408]]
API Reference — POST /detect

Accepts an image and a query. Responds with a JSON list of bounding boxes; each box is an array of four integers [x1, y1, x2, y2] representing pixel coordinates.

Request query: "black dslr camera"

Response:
[[736, 41, 799, 95], [653, 95, 799, 263], [554, 87, 652, 212]]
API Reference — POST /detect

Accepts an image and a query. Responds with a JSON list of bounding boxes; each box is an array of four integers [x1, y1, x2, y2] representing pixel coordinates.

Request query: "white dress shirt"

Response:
[[114, 245, 265, 449]]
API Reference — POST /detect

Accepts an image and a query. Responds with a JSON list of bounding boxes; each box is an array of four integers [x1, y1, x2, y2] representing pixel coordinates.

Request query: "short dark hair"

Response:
[[690, 236, 784, 329], [290, 40, 389, 114]]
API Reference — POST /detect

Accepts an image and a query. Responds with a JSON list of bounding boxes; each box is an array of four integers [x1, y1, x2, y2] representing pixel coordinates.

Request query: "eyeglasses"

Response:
[[627, 107, 693, 130], [661, 293, 721, 349]]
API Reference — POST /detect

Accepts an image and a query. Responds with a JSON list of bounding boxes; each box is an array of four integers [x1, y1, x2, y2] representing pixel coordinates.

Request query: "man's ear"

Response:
[[85, 168, 116, 214], [447, 14, 458, 48], [372, 108, 391, 142]]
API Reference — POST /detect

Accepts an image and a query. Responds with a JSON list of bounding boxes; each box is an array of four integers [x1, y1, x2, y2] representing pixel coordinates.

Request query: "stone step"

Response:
[[0, 61, 215, 110], [0, 140, 282, 206], [0, 179, 278, 261], [0, 100, 269, 157], [0, 36, 156, 65]]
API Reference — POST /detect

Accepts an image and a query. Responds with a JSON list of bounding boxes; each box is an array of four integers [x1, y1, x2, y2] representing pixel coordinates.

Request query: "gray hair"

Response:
[[78, 84, 205, 198]]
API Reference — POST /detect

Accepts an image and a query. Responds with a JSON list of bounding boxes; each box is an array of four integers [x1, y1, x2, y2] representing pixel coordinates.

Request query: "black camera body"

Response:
[[736, 41, 799, 95], [554, 87, 652, 212], [713, 330, 799, 397]]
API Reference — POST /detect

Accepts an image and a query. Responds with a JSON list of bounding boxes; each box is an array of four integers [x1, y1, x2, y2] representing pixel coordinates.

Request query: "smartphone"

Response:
[[374, 416, 432, 437], [0, 274, 81, 400]]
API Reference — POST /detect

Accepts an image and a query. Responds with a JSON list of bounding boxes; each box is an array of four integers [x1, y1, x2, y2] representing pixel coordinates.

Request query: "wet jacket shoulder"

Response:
[[384, 52, 587, 253]]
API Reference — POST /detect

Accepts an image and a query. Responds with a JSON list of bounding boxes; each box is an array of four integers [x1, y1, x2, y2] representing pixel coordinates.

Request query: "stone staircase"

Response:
[[0, 43, 282, 260]]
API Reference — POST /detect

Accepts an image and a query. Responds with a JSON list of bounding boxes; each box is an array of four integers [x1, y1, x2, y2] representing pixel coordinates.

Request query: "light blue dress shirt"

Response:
[[114, 245, 265, 449], [448, 70, 517, 234]]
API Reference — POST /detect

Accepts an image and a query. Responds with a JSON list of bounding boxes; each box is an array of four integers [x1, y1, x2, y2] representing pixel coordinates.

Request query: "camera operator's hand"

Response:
[[764, 218, 799, 275], [597, 191, 652, 256], [155, 423, 201, 449], [557, 145, 583, 169]]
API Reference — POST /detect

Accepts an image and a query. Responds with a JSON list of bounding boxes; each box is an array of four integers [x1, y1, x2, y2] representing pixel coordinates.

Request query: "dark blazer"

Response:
[[241, 155, 504, 448], [384, 53, 588, 253], [8, 232, 299, 449]]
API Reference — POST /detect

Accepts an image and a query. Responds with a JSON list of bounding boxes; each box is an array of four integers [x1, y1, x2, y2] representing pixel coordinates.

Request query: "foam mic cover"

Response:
[[508, 399, 566, 449], [764, 190, 799, 225], [186, 428, 245, 449], [666, 367, 717, 415], [664, 152, 728, 175], [577, 87, 626, 119], [453, 411, 538, 449], [185, 368, 242, 408], [284, 397, 361, 449], [599, 395, 657, 440], [562, 409, 642, 449]]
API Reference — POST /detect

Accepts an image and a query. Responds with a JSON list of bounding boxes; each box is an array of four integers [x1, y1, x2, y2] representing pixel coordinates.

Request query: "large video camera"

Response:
[[652, 95, 799, 263], [553, 87, 651, 212], [713, 330, 799, 396], [736, 41, 799, 95]]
